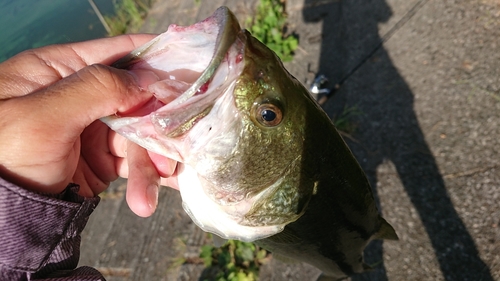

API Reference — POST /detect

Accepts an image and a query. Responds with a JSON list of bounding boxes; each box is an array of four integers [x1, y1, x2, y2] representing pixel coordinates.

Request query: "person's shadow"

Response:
[[302, 0, 493, 280]]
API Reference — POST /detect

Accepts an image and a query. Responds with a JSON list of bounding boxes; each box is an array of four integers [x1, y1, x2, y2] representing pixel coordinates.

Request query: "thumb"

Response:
[[7, 64, 155, 137]]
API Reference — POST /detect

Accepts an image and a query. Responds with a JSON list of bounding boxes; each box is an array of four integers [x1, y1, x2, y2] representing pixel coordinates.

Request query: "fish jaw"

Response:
[[178, 164, 289, 241]]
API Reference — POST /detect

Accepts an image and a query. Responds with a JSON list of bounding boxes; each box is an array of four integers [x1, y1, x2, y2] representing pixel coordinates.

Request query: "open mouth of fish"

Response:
[[107, 7, 244, 152], [103, 7, 291, 241]]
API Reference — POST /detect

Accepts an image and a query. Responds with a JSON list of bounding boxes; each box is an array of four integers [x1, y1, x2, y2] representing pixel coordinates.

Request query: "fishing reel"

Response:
[[309, 74, 331, 95]]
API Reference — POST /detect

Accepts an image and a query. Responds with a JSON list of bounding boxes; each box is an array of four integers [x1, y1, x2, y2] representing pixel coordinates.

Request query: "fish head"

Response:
[[103, 7, 317, 241]]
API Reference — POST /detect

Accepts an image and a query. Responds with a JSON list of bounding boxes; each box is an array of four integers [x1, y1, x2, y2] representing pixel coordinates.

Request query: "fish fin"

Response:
[[315, 273, 346, 281], [373, 217, 399, 240], [211, 234, 228, 247], [264, 228, 301, 244], [272, 253, 299, 264], [364, 259, 383, 271]]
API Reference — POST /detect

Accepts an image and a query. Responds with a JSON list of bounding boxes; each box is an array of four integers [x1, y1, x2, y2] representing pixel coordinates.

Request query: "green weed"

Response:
[[200, 238, 270, 281], [333, 105, 362, 134], [246, 0, 298, 62], [104, 0, 155, 36]]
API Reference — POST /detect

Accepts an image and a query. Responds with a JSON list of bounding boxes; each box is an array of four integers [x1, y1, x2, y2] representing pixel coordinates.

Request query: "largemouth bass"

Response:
[[103, 6, 398, 279]]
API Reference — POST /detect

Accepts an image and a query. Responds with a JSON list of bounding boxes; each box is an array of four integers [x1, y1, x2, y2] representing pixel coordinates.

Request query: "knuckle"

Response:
[[79, 64, 135, 96]]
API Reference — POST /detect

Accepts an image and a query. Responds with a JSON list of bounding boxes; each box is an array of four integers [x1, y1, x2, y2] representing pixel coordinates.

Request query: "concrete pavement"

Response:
[[80, 0, 500, 280]]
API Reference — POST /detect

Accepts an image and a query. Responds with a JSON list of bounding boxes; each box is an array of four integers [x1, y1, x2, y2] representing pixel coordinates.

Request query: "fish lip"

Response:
[[112, 6, 240, 103], [166, 6, 241, 105], [110, 7, 242, 136]]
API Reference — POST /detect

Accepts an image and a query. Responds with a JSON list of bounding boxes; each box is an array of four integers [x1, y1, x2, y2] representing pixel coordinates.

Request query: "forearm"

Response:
[[0, 177, 104, 280]]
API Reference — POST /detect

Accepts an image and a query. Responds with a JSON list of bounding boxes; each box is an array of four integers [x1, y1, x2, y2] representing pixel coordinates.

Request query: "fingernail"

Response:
[[147, 183, 159, 211]]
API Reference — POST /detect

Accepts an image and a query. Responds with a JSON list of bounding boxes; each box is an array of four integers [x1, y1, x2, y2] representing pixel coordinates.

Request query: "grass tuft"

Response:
[[246, 0, 299, 62], [333, 105, 363, 134], [199, 237, 270, 281], [104, 0, 155, 36]]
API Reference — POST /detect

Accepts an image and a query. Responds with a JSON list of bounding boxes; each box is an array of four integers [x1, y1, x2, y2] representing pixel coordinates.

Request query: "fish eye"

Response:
[[261, 109, 276, 122], [255, 103, 282, 126]]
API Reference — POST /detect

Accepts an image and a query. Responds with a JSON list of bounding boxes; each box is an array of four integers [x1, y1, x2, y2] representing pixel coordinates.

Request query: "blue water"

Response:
[[0, 0, 116, 62]]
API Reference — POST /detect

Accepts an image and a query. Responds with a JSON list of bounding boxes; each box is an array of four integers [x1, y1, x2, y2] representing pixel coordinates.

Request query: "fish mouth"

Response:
[[105, 7, 244, 147], [113, 6, 240, 95]]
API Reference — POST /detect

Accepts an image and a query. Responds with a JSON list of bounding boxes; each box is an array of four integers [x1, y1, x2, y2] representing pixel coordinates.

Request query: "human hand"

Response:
[[0, 35, 178, 217]]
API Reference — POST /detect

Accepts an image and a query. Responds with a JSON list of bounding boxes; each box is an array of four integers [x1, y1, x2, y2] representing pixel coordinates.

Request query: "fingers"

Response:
[[64, 34, 158, 66], [114, 138, 180, 216], [147, 150, 178, 178], [0, 35, 163, 197], [0, 63, 154, 193], [80, 121, 119, 195], [116, 155, 180, 191], [0, 34, 157, 99], [110, 130, 179, 179], [108, 130, 128, 158], [57, 65, 153, 126], [125, 141, 160, 217], [4, 64, 154, 143], [160, 176, 180, 191]]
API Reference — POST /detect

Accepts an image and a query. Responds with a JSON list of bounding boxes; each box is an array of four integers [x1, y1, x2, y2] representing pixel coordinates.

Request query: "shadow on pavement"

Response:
[[302, 0, 493, 280]]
